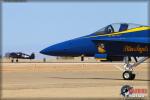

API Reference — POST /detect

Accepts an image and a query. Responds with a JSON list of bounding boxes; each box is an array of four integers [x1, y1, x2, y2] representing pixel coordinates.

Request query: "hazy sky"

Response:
[[2, 2, 148, 59]]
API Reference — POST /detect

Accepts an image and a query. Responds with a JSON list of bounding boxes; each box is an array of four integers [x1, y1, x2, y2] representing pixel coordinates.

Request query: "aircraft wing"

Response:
[[92, 38, 150, 56]]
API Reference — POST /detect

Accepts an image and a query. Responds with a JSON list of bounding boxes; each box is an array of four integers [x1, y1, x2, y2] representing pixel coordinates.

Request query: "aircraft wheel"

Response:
[[131, 73, 135, 80], [16, 59, 18, 63], [123, 71, 135, 80]]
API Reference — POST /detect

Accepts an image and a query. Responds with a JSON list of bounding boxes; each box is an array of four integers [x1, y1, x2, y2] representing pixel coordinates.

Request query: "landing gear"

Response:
[[16, 59, 18, 62], [122, 57, 149, 80], [123, 71, 135, 80], [11, 59, 19, 63]]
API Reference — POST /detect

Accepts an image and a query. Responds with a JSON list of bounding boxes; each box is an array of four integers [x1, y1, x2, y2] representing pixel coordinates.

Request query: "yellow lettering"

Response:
[[124, 45, 149, 53]]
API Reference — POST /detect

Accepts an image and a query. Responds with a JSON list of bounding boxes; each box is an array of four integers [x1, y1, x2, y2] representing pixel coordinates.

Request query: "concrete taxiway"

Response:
[[1, 62, 150, 99]]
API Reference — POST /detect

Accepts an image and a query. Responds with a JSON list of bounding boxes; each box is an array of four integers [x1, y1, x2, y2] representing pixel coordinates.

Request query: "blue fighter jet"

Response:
[[40, 23, 150, 80]]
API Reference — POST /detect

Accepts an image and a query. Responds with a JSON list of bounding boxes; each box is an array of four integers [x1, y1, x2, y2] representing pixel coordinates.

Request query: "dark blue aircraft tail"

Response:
[[30, 53, 35, 59]]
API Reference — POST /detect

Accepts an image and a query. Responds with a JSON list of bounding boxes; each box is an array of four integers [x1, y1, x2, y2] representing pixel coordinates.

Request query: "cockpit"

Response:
[[95, 23, 143, 35]]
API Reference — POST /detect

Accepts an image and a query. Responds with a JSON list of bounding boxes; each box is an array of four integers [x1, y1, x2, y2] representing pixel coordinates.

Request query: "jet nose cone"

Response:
[[40, 48, 49, 55], [40, 43, 63, 56]]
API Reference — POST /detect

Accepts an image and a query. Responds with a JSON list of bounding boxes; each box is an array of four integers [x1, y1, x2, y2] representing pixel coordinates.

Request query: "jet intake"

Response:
[[94, 54, 107, 60]]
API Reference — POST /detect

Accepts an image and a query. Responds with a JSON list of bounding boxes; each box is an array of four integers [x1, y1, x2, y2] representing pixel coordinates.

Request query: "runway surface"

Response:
[[1, 63, 150, 99]]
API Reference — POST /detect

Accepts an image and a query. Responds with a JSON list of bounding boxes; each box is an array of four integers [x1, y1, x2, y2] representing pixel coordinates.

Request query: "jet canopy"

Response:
[[95, 23, 143, 35]]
